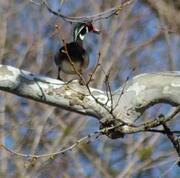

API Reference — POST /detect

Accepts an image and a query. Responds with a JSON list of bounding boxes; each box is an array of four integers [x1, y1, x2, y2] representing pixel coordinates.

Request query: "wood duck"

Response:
[[54, 22, 100, 80]]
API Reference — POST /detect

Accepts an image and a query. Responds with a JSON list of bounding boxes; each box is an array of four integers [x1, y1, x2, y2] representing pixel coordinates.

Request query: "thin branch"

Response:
[[162, 123, 180, 157], [119, 106, 180, 134], [159, 158, 180, 177], [99, 106, 180, 137], [30, 0, 41, 6], [145, 129, 180, 134], [99, 66, 111, 105], [30, 0, 134, 23], [96, 65, 133, 126], [113, 76, 129, 111], [86, 52, 101, 85], [0, 132, 100, 158], [113, 67, 135, 111], [58, 0, 64, 12], [144, 106, 180, 127], [127, 30, 162, 55], [2, 117, 180, 159], [105, 72, 113, 113]]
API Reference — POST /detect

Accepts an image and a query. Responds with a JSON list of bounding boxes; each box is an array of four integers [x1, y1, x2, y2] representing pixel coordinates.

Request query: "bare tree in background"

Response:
[[0, 0, 180, 178]]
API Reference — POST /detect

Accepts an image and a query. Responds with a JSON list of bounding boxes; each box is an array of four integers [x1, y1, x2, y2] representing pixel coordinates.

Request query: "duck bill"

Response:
[[93, 28, 101, 34], [92, 25, 100, 34]]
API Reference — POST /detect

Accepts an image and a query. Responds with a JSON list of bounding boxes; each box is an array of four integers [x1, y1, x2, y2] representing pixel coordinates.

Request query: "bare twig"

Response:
[[159, 158, 180, 177], [113, 67, 135, 111], [162, 123, 180, 157], [0, 132, 100, 158], [145, 129, 180, 134], [2, 109, 180, 159], [86, 52, 101, 85], [30, 0, 41, 6], [99, 66, 111, 105], [105, 72, 113, 113], [58, 0, 64, 12], [119, 106, 180, 134], [127, 30, 162, 55], [30, 0, 134, 23]]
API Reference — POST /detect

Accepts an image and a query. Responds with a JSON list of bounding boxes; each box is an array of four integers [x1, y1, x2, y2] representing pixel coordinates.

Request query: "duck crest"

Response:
[[73, 23, 89, 45]]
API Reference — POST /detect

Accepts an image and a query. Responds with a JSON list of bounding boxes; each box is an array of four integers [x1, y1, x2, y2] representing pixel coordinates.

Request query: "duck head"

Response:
[[73, 22, 100, 44]]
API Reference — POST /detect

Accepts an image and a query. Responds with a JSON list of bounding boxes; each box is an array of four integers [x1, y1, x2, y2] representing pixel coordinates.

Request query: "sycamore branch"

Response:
[[0, 65, 180, 138]]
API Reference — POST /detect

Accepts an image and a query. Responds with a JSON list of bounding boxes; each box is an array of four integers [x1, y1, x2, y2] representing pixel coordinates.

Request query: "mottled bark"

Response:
[[0, 64, 179, 137]]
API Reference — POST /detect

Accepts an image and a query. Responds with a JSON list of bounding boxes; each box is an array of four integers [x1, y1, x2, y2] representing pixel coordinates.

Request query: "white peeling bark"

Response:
[[0, 65, 109, 118], [113, 72, 180, 123], [0, 65, 179, 125]]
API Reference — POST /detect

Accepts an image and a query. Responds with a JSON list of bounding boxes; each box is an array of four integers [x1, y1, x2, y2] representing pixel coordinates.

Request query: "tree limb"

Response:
[[0, 64, 180, 137]]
